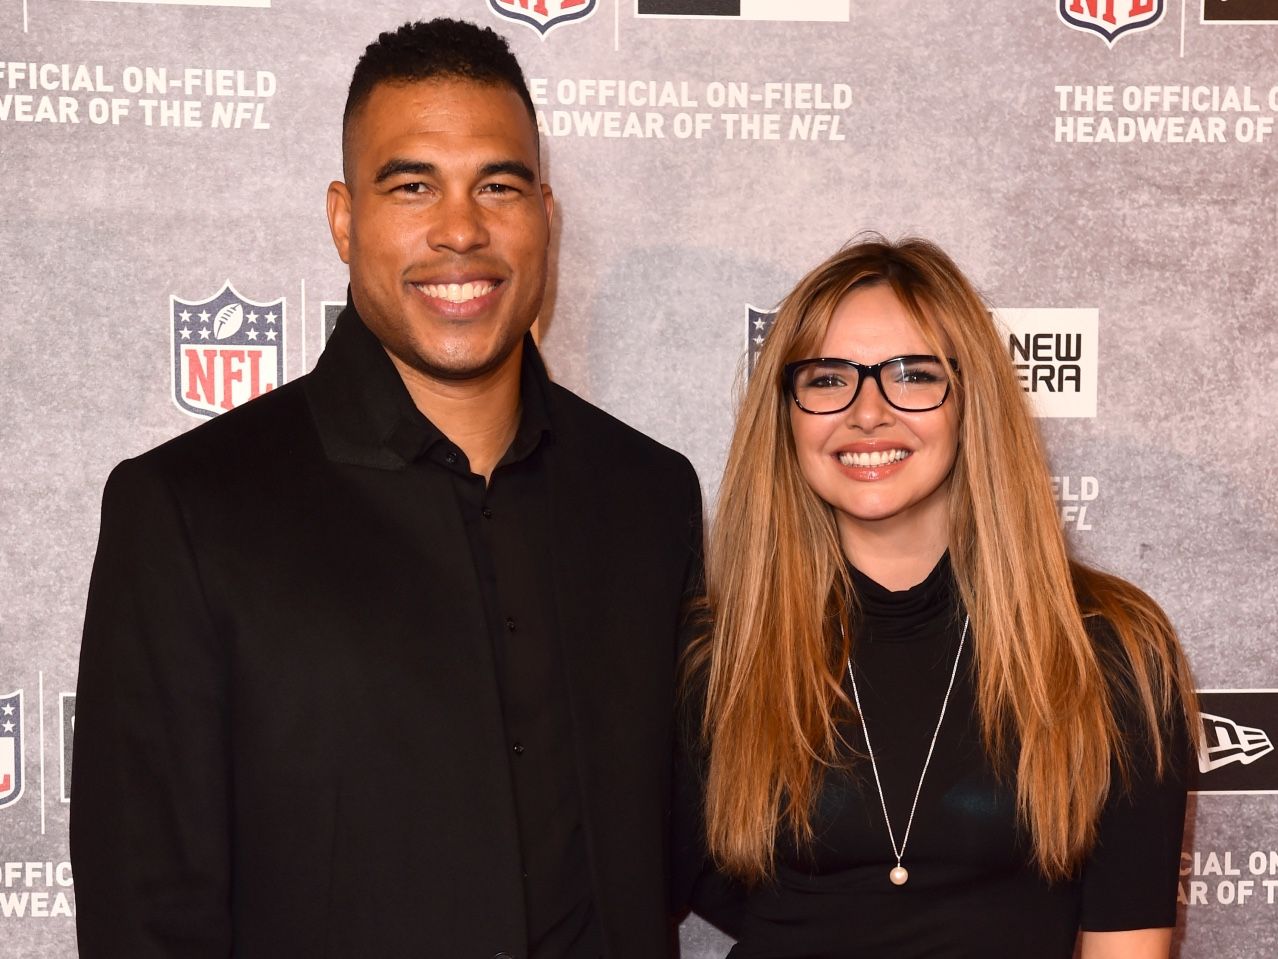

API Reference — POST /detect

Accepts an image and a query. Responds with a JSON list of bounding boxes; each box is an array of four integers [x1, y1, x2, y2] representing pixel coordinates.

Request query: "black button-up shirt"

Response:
[[346, 313, 600, 959]]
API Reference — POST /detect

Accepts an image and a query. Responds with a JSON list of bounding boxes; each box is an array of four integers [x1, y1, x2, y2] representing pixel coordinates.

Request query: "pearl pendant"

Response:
[[889, 865, 909, 886]]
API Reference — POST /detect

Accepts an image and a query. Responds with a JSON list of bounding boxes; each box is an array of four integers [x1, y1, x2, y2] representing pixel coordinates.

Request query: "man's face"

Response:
[[328, 79, 553, 382]]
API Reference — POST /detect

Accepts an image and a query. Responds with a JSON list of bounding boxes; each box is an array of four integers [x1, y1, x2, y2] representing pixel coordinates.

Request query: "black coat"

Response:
[[71, 314, 703, 959]]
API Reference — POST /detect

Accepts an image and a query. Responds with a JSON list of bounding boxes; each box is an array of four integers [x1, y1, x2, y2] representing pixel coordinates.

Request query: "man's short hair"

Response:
[[342, 18, 538, 174]]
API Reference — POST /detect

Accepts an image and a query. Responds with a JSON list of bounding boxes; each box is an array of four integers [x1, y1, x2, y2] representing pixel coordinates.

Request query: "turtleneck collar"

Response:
[[848, 552, 963, 643]]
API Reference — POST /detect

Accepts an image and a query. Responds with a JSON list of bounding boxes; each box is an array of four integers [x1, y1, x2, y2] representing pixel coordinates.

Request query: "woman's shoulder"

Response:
[[1070, 560, 1166, 620], [1070, 562, 1181, 674]]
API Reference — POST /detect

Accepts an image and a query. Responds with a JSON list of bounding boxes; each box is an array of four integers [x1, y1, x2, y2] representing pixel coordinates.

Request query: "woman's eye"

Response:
[[807, 374, 846, 389], [895, 363, 944, 384]]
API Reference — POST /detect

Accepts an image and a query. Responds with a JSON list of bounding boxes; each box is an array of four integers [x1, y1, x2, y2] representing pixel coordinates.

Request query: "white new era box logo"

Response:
[[636, 0, 850, 22], [993, 308, 1099, 419]]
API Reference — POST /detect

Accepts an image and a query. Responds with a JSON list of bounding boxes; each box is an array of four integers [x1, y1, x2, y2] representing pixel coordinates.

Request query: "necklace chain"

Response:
[[845, 614, 969, 885]]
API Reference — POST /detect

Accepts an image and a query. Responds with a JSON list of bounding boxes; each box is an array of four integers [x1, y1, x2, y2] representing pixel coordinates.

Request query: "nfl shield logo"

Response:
[[1058, 0, 1165, 45], [746, 305, 777, 378], [321, 301, 345, 348], [171, 282, 285, 419], [0, 690, 23, 810], [60, 692, 75, 804], [488, 0, 598, 37]]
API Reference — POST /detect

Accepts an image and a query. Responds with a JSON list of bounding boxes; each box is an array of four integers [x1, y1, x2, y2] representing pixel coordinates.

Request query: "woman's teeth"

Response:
[[838, 449, 910, 468]]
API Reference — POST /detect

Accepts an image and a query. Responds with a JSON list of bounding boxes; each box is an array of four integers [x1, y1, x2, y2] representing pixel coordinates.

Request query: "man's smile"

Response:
[[411, 279, 501, 304]]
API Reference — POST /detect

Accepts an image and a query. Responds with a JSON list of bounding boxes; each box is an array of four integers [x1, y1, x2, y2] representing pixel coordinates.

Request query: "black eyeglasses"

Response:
[[783, 355, 959, 414]]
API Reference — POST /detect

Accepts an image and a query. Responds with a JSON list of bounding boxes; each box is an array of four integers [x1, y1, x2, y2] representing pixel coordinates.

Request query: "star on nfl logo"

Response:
[[0, 690, 23, 810], [488, 0, 598, 37], [171, 282, 286, 419], [746, 304, 777, 378]]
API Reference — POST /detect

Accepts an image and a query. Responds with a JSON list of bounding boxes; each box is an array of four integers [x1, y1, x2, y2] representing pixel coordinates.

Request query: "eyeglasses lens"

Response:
[[792, 357, 949, 413]]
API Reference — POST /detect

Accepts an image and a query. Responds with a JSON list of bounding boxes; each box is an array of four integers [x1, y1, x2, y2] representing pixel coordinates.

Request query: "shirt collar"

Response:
[[306, 292, 554, 471]]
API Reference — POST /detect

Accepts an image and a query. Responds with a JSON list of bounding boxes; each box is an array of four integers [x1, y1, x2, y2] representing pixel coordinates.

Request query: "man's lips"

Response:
[[406, 277, 506, 318], [410, 279, 502, 305]]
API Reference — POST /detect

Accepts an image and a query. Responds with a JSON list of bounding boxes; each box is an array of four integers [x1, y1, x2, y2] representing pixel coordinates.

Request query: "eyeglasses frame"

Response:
[[783, 354, 961, 415]]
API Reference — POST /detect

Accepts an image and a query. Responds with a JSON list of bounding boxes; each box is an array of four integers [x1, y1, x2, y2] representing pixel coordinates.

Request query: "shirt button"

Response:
[[512, 742, 525, 755], [482, 507, 493, 519], [444, 450, 458, 465], [505, 617, 517, 632]]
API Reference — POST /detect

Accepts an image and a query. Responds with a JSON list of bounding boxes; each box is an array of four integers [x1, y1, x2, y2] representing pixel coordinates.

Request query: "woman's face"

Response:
[[789, 283, 960, 556]]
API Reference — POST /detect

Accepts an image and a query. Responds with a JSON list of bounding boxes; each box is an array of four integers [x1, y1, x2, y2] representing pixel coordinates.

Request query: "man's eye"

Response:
[[393, 181, 429, 195], [480, 182, 518, 195]]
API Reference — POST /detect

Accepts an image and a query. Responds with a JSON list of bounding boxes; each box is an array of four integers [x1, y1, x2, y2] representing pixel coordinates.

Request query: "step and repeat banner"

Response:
[[2, 0, 1276, 956]]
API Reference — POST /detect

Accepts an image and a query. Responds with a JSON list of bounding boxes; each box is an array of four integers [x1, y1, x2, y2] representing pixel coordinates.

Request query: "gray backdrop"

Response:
[[2, 0, 1276, 955]]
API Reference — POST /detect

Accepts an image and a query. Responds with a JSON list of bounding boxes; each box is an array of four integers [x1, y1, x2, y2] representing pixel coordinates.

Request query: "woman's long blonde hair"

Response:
[[688, 235, 1196, 883]]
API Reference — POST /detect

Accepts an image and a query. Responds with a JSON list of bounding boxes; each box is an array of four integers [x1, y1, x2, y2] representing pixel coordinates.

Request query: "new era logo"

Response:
[[1192, 690, 1278, 793], [1202, 0, 1278, 23], [993, 309, 1099, 418], [1199, 713, 1274, 772], [636, 0, 850, 20]]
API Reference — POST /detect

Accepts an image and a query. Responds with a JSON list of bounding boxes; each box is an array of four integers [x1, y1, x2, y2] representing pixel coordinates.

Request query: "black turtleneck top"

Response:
[[685, 554, 1187, 959]]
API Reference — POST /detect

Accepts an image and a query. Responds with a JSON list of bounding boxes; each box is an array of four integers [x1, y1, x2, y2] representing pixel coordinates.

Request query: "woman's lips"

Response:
[[837, 449, 911, 468]]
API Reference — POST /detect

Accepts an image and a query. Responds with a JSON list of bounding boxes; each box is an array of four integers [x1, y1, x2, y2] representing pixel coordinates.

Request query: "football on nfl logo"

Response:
[[1058, 0, 1165, 45], [0, 690, 23, 810], [171, 282, 285, 419], [488, 0, 598, 36]]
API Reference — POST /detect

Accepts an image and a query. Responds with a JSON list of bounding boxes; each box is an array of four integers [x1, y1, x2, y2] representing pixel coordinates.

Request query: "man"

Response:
[[71, 19, 702, 959]]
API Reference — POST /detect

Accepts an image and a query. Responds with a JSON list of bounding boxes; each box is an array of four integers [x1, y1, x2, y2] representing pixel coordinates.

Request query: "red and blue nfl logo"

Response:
[[488, 0, 598, 37], [171, 282, 285, 419], [1058, 0, 1165, 45], [0, 690, 23, 810]]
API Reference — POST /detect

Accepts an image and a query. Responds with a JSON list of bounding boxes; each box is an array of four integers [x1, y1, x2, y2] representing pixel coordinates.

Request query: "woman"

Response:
[[679, 236, 1196, 958]]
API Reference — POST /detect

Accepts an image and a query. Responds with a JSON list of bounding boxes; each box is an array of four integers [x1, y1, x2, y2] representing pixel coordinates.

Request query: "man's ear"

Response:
[[541, 182, 555, 230], [326, 180, 352, 264]]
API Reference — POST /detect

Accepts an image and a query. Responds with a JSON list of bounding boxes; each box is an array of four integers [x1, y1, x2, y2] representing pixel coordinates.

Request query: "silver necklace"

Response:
[[844, 614, 968, 887]]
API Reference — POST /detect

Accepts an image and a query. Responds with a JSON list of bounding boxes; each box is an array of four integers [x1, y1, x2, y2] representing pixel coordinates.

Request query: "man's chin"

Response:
[[401, 337, 524, 384]]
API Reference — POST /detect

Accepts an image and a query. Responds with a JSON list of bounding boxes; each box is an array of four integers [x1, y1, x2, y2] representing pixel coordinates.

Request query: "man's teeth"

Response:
[[838, 449, 910, 468], [417, 281, 496, 303]]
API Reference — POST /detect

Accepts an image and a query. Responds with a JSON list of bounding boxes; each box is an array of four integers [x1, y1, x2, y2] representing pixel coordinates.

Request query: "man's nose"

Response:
[[427, 193, 489, 254]]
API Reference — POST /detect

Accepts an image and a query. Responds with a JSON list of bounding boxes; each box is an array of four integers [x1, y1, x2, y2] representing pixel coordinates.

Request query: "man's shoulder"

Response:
[[546, 381, 693, 477], [120, 377, 314, 482]]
